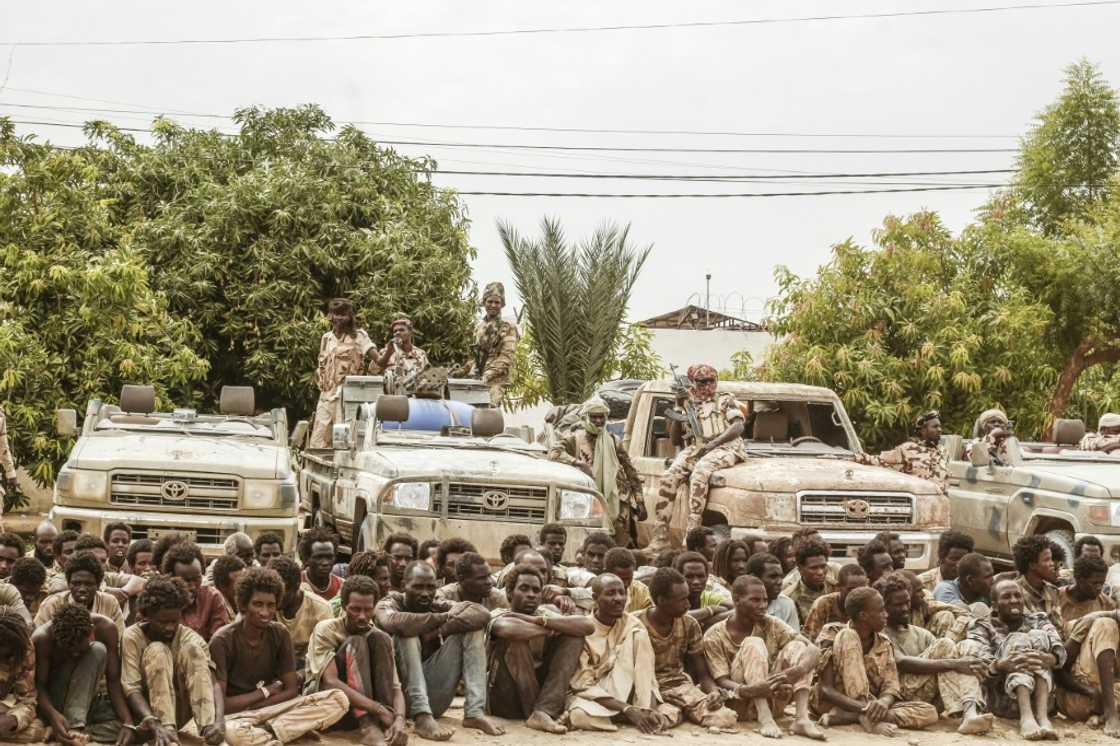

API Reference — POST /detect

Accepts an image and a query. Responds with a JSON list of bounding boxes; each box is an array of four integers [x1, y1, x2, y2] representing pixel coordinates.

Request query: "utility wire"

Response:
[[430, 168, 1016, 180], [1, 118, 1018, 154], [0, 100, 1020, 140], [453, 185, 1003, 198], [3, 1, 1116, 46]]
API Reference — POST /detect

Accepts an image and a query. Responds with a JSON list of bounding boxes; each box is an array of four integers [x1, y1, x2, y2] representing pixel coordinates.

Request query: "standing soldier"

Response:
[[864, 411, 949, 493], [548, 398, 646, 547], [464, 282, 519, 407], [374, 317, 429, 393], [651, 364, 746, 549], [0, 407, 16, 530], [310, 299, 376, 449]]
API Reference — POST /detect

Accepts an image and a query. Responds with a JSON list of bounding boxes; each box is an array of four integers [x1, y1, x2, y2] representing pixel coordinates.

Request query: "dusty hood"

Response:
[[1015, 460, 1120, 498], [714, 456, 941, 495], [365, 444, 597, 490], [69, 431, 283, 479]]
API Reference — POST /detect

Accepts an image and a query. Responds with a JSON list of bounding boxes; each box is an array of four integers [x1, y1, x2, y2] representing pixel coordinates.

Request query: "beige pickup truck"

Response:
[[53, 385, 300, 555], [624, 380, 949, 569]]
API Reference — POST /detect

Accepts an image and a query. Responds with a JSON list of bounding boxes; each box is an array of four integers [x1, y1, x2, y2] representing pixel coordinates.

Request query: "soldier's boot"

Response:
[[647, 485, 681, 552]]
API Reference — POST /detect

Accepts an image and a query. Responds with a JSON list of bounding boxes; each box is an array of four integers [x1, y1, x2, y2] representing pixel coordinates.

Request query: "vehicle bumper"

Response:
[[1077, 532, 1120, 563], [49, 505, 299, 556], [733, 527, 940, 571]]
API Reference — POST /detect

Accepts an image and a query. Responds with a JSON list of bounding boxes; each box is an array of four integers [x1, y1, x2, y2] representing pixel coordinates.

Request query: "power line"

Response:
[[431, 168, 1016, 180], [2, 118, 1018, 154], [454, 185, 1003, 198], [0, 100, 1020, 140], [3, 1, 1116, 46]]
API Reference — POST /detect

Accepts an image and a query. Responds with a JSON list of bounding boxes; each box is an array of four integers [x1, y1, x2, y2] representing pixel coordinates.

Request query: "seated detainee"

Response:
[[211, 555, 246, 619], [305, 576, 406, 746], [126, 540, 155, 579], [209, 567, 347, 746], [1055, 555, 1120, 734], [0, 611, 45, 743], [934, 551, 995, 612], [434, 551, 508, 611], [634, 568, 737, 729], [815, 587, 938, 735], [162, 541, 229, 642], [33, 605, 132, 744], [564, 573, 675, 733], [489, 564, 594, 734], [9, 557, 46, 619], [702, 576, 823, 740], [918, 531, 975, 592], [802, 564, 866, 643], [877, 573, 993, 735], [673, 551, 732, 631], [603, 547, 652, 613], [35, 551, 125, 635], [746, 552, 800, 631], [786, 539, 836, 625], [962, 578, 1064, 741], [509, 548, 590, 613], [270, 557, 332, 674], [898, 571, 970, 640], [120, 577, 224, 746], [374, 559, 499, 740], [1014, 535, 1063, 630], [299, 529, 343, 602]]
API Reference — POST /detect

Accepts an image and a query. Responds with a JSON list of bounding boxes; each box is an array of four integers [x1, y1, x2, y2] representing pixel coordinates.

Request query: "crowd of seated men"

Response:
[[1, 518, 1119, 743]]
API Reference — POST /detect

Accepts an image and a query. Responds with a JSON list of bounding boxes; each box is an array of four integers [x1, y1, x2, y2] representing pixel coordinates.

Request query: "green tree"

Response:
[[501, 218, 651, 405], [504, 322, 664, 411], [0, 121, 208, 483], [1011, 59, 1120, 235]]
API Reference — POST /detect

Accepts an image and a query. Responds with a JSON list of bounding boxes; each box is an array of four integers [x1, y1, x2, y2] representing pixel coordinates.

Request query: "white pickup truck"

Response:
[[53, 385, 300, 555], [298, 376, 608, 564]]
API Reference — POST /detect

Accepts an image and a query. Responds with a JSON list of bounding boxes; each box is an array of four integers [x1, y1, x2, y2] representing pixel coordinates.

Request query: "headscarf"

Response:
[[1099, 413, 1120, 429], [687, 363, 719, 402], [582, 398, 621, 520], [972, 408, 1009, 438]]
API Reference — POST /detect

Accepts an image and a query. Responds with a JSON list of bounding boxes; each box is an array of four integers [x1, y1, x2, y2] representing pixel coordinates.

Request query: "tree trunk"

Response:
[[1044, 337, 1120, 438]]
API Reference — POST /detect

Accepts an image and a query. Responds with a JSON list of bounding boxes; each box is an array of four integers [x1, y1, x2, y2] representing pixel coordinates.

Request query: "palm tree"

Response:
[[500, 217, 652, 405]]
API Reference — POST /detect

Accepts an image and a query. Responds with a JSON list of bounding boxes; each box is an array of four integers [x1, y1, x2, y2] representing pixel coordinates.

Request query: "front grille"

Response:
[[433, 482, 548, 523], [798, 492, 914, 526], [128, 524, 232, 545], [110, 473, 240, 511]]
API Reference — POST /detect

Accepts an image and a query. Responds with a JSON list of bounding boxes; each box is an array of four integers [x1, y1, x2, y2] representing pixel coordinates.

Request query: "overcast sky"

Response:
[[3, 1, 1119, 322]]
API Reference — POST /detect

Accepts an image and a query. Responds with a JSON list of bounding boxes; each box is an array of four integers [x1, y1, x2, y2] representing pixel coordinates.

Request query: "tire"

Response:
[[1043, 528, 1075, 570]]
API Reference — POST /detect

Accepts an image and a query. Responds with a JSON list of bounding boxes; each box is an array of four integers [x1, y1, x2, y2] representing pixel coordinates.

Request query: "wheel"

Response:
[[1043, 528, 1075, 570]]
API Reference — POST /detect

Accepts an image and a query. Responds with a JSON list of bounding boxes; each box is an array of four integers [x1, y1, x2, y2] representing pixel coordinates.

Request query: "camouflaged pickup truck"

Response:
[[946, 418, 1120, 566]]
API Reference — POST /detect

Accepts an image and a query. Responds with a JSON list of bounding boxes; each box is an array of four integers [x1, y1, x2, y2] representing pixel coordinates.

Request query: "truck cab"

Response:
[[53, 385, 299, 555], [624, 380, 949, 569], [298, 375, 608, 564]]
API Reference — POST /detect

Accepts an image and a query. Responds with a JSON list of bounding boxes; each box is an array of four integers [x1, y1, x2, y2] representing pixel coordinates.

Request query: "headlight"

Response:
[[1089, 503, 1120, 527], [243, 479, 280, 509], [56, 468, 108, 500], [384, 482, 431, 511], [559, 489, 605, 521]]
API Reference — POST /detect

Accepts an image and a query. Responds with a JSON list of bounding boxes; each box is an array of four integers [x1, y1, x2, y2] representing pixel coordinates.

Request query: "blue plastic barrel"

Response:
[[382, 398, 475, 432]]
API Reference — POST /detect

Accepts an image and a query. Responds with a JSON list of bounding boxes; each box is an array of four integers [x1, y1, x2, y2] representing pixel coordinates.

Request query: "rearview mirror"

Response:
[[968, 442, 991, 467], [56, 409, 77, 437], [290, 420, 309, 449]]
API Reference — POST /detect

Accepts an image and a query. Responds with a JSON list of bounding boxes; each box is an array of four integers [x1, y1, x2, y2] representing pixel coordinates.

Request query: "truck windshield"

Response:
[[94, 417, 273, 439]]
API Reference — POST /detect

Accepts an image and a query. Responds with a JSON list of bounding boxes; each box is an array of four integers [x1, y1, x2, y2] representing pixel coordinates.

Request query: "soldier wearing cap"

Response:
[[310, 299, 376, 449], [374, 316, 429, 392], [1079, 413, 1120, 453], [863, 411, 949, 492], [464, 282, 519, 407], [650, 364, 746, 549]]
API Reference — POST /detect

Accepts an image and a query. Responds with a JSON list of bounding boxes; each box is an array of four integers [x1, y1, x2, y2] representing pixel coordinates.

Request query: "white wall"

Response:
[[647, 328, 774, 372]]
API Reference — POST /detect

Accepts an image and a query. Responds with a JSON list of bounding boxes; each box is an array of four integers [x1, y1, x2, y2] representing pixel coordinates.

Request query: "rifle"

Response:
[[663, 363, 704, 443]]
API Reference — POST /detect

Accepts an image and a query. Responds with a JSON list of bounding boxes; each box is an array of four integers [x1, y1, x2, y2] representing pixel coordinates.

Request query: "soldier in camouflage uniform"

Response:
[[548, 398, 646, 547], [650, 364, 746, 550], [864, 410, 949, 493], [464, 282, 519, 407], [310, 299, 376, 449], [374, 317, 429, 393], [1078, 412, 1120, 452], [0, 407, 18, 530]]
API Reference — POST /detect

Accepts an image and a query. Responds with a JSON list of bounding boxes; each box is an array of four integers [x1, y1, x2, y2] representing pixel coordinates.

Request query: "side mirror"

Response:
[[57, 409, 78, 437], [332, 424, 352, 450], [290, 420, 309, 449], [968, 442, 991, 467]]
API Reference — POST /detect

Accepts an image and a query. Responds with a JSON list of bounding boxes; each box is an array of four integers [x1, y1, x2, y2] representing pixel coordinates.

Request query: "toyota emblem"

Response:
[[161, 480, 190, 501], [844, 498, 871, 520], [482, 490, 509, 511]]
